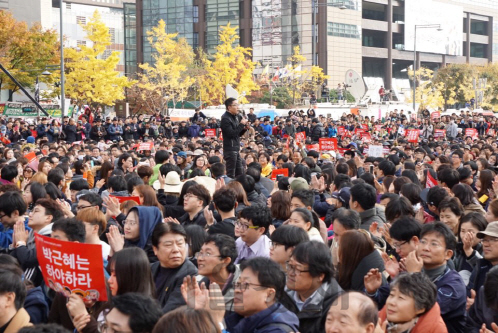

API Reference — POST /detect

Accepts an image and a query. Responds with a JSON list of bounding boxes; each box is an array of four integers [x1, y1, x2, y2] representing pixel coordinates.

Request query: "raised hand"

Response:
[[164, 217, 180, 224], [13, 220, 29, 245], [381, 252, 400, 279], [467, 289, 476, 311], [404, 250, 424, 273], [369, 222, 382, 238], [103, 196, 121, 218], [462, 231, 475, 257], [204, 206, 215, 227], [106, 225, 124, 256], [364, 268, 383, 294], [181, 275, 208, 310]]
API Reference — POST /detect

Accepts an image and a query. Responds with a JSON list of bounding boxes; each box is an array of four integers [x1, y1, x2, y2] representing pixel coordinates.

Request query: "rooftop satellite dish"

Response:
[[344, 69, 367, 103]]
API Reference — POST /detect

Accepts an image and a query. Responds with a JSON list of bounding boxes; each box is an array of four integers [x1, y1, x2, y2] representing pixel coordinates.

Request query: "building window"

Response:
[[193, 32, 199, 49], [77, 40, 87, 47], [76, 16, 86, 25], [328, 0, 358, 11], [66, 3, 71, 9], [109, 28, 116, 43], [471, 20, 487, 36], [193, 6, 199, 23], [327, 22, 360, 39], [470, 43, 486, 58]]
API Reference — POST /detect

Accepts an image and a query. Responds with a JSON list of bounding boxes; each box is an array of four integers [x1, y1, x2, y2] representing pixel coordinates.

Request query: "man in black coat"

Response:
[[220, 98, 247, 178]]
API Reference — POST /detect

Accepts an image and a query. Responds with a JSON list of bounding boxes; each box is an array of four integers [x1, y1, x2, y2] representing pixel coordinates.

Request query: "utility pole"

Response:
[[60, 0, 65, 117]]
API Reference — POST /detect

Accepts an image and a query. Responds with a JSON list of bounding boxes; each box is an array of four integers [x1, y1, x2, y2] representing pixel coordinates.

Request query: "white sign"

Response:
[[368, 145, 384, 157]]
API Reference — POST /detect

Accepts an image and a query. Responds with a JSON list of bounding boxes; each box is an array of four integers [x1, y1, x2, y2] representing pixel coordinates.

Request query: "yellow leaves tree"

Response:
[[406, 67, 452, 110], [200, 24, 258, 105], [0, 11, 59, 101], [64, 10, 134, 105], [138, 20, 195, 113]]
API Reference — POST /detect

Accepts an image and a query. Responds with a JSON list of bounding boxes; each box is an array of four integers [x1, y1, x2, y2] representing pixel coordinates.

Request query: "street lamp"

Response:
[[412, 24, 442, 113]]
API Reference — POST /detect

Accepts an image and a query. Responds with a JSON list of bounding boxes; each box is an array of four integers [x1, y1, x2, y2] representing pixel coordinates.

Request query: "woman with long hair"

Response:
[[188, 154, 210, 178], [37, 160, 52, 176], [477, 169, 495, 209], [454, 212, 486, 276], [23, 182, 47, 212], [132, 184, 164, 215], [226, 181, 251, 214], [270, 191, 291, 228], [337, 230, 384, 291], [287, 208, 323, 242]]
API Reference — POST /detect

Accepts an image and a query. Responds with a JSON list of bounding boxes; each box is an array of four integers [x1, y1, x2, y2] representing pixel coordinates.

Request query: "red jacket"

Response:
[[379, 302, 448, 333]]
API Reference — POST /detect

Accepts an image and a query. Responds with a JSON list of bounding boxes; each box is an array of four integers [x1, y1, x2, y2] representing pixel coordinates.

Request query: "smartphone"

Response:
[[369, 165, 374, 173], [311, 172, 317, 177]]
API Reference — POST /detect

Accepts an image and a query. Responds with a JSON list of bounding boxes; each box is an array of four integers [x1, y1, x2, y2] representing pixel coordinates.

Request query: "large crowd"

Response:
[[1, 98, 498, 333]]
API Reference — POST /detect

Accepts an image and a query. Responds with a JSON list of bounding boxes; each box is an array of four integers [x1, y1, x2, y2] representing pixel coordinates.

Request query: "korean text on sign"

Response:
[[36, 234, 108, 301]]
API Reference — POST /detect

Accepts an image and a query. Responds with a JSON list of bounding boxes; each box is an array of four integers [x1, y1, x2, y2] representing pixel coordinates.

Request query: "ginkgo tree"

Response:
[[0, 11, 59, 101], [138, 19, 195, 113], [199, 24, 259, 105], [64, 10, 134, 106]]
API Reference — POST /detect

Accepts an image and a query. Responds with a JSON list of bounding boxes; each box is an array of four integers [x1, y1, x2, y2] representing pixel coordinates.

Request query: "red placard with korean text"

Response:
[[406, 129, 419, 143], [319, 138, 338, 151], [431, 111, 441, 120], [205, 129, 216, 137], [434, 129, 446, 138], [271, 168, 289, 181], [337, 126, 345, 136], [306, 144, 319, 151], [354, 128, 365, 136], [295, 132, 306, 143], [361, 124, 369, 131], [138, 142, 154, 151], [465, 128, 478, 140], [361, 133, 372, 143], [36, 234, 108, 302]]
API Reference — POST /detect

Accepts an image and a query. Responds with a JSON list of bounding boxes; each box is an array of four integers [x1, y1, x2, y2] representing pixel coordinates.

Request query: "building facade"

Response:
[[131, 0, 497, 95]]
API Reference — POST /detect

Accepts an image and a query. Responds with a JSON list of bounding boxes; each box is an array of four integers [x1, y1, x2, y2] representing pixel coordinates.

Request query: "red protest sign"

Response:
[[319, 138, 338, 151], [205, 129, 216, 137], [426, 172, 438, 188], [354, 128, 365, 136], [337, 126, 345, 136], [295, 132, 306, 143], [271, 168, 289, 181], [36, 234, 108, 302], [306, 144, 319, 151], [110, 195, 141, 205], [24, 151, 39, 171], [434, 129, 446, 138], [361, 124, 369, 131], [431, 111, 441, 120], [406, 129, 419, 143], [465, 128, 478, 140], [138, 142, 154, 151], [361, 133, 372, 143]]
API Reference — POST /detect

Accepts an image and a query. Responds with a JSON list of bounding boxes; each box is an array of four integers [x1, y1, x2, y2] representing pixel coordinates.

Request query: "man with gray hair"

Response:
[[325, 291, 378, 333]]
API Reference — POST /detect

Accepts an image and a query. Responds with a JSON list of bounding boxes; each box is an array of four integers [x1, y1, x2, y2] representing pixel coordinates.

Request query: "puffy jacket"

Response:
[[220, 111, 246, 152], [379, 302, 448, 333], [187, 124, 201, 138], [310, 123, 325, 141]]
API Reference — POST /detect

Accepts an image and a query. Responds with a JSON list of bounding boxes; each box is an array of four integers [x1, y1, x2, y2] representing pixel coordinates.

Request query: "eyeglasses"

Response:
[[76, 205, 95, 211], [392, 241, 407, 250], [419, 239, 443, 249], [184, 194, 200, 201], [270, 241, 283, 250], [24, 169, 33, 173], [234, 281, 266, 292], [195, 252, 222, 259], [482, 237, 498, 244], [235, 220, 260, 231], [286, 261, 310, 275], [122, 220, 138, 227]]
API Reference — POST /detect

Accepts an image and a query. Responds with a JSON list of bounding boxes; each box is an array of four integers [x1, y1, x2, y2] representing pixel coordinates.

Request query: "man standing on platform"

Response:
[[221, 98, 247, 178]]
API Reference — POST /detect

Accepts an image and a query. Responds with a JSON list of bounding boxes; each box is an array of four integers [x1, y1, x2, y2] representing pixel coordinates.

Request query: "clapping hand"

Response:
[[364, 268, 383, 294], [13, 220, 29, 245], [381, 252, 400, 279], [106, 225, 124, 256]]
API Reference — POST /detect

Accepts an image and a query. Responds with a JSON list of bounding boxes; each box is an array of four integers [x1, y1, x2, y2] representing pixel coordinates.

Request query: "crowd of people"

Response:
[[2, 99, 498, 333]]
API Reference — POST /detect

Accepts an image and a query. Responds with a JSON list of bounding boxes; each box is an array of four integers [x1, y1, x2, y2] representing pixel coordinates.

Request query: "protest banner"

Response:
[[361, 133, 372, 143], [465, 128, 478, 140], [354, 128, 364, 136], [361, 124, 369, 131], [431, 111, 441, 120], [337, 126, 345, 136], [306, 144, 319, 151], [319, 138, 338, 151], [406, 129, 419, 143], [205, 129, 216, 137], [138, 142, 154, 151], [295, 132, 306, 143], [434, 129, 446, 138], [367, 145, 384, 157], [426, 172, 437, 188], [36, 234, 108, 302], [271, 168, 289, 181]]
